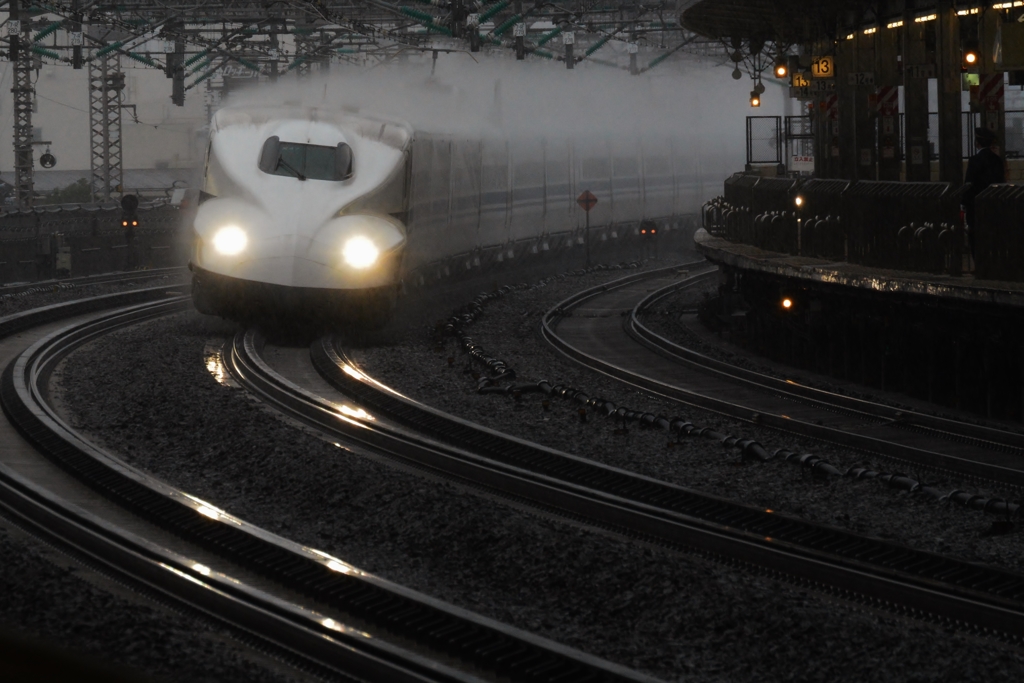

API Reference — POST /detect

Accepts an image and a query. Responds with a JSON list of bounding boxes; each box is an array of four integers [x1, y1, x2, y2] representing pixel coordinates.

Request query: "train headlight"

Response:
[[212, 225, 248, 255], [342, 236, 379, 269]]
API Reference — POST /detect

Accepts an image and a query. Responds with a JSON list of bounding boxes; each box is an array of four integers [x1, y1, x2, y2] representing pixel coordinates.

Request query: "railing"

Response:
[[703, 174, 970, 278], [749, 111, 1024, 173]]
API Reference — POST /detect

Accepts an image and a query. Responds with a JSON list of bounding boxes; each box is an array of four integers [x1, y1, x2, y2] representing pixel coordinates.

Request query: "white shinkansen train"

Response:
[[189, 104, 705, 326]]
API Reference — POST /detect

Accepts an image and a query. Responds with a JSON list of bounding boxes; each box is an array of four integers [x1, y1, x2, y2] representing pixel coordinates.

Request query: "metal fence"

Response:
[[746, 116, 782, 165], [749, 111, 1024, 173], [704, 175, 966, 277], [0, 204, 191, 284]]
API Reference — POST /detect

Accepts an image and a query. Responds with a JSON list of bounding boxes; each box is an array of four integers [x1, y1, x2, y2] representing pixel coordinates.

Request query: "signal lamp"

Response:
[[750, 91, 761, 107], [963, 49, 978, 68], [781, 297, 793, 310], [774, 61, 788, 78], [794, 196, 804, 207]]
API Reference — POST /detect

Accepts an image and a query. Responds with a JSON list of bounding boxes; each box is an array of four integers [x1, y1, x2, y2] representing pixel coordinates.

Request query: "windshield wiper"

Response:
[[276, 158, 306, 181]]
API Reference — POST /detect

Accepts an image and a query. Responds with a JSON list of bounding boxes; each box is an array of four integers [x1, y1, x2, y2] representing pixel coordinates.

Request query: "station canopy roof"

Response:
[[680, 0, 864, 45]]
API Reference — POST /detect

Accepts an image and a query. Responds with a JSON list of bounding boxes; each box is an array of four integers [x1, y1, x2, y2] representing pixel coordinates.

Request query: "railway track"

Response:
[[0, 285, 657, 683], [0, 267, 185, 298], [542, 266, 1024, 490], [265, 264, 1024, 642]]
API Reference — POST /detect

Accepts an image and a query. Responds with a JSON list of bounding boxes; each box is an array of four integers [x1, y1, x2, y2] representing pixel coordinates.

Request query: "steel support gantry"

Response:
[[89, 53, 124, 202], [11, 0, 35, 207]]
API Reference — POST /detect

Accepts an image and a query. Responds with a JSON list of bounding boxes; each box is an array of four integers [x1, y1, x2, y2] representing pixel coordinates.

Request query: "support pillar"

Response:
[[936, 1, 963, 185], [813, 42, 840, 179], [877, 23, 902, 180], [903, 14, 931, 181], [854, 30, 877, 181], [978, 9, 1005, 146], [836, 37, 857, 179]]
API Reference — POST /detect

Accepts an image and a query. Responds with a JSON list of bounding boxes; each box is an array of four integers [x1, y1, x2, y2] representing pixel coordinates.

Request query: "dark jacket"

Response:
[[963, 147, 1005, 224]]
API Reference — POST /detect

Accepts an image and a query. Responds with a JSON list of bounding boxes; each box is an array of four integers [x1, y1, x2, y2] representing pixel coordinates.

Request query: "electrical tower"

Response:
[[11, 4, 35, 207], [89, 53, 124, 202]]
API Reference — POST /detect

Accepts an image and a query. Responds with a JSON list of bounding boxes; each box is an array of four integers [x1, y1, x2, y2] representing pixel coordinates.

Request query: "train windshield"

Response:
[[259, 137, 354, 181], [275, 143, 338, 181]]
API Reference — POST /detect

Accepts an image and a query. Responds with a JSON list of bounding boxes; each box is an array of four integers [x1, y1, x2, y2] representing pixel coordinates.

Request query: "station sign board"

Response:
[[905, 64, 936, 79], [791, 155, 815, 172], [577, 191, 598, 212], [791, 72, 811, 88], [811, 56, 834, 78], [847, 72, 875, 86]]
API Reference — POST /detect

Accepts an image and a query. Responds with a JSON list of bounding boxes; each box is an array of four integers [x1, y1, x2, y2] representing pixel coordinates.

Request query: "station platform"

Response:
[[690, 229, 1024, 421], [694, 228, 1024, 310]]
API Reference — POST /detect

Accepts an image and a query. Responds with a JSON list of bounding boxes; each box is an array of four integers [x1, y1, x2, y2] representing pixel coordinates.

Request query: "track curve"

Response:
[[544, 267, 1024, 489], [0, 289, 581, 683], [247, 268, 1024, 642]]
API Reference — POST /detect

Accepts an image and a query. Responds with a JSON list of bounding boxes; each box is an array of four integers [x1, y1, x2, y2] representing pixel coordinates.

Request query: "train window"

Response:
[[258, 136, 354, 181]]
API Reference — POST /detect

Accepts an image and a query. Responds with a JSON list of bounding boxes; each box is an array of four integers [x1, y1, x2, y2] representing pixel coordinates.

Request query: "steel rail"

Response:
[[286, 283, 1024, 640], [0, 294, 599, 683], [629, 276, 1024, 455], [0, 266, 185, 296], [226, 329, 665, 683], [541, 269, 1024, 489]]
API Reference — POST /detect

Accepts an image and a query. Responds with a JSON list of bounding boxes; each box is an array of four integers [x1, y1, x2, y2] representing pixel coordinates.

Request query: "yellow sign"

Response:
[[792, 72, 811, 87], [811, 56, 834, 78]]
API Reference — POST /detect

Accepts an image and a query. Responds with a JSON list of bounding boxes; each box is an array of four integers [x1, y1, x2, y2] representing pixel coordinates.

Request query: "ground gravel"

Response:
[[349, 262, 1024, 574], [54, 262, 1024, 682], [0, 521, 311, 683]]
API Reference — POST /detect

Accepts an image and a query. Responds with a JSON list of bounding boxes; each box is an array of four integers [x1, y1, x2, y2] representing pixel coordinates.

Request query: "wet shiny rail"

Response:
[[549, 267, 1024, 489], [227, 329, 663, 683], [298, 266, 1024, 641], [0, 289, 591, 683]]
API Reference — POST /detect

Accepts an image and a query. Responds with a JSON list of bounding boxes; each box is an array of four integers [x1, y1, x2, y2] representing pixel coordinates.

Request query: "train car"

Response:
[[190, 104, 705, 327], [190, 105, 413, 326]]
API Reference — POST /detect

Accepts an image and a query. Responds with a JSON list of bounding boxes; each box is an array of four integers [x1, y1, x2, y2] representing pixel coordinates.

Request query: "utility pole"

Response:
[[936, 0, 963, 185], [10, 0, 36, 208], [70, 0, 83, 69], [903, 10, 931, 182], [564, 29, 574, 69]]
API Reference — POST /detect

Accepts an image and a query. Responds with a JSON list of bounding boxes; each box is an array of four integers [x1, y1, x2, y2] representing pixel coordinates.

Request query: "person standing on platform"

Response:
[[963, 127, 1006, 264]]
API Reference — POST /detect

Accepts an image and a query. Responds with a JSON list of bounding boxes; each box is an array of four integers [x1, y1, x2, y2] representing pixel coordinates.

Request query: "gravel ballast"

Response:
[[349, 264, 1023, 573], [0, 516, 311, 683], [52, 263, 1024, 682]]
